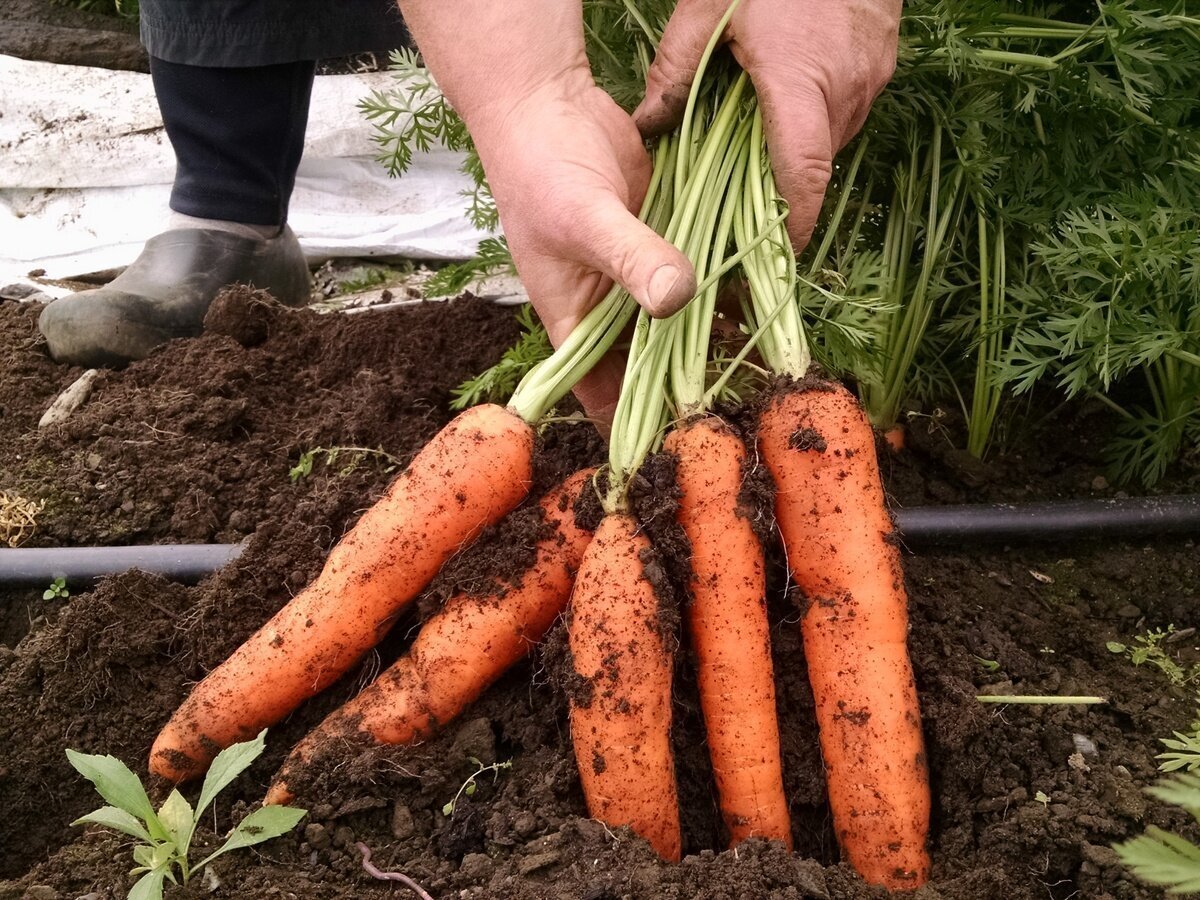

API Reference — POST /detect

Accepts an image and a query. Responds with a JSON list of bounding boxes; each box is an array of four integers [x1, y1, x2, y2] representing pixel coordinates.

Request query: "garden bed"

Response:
[[0, 293, 1198, 899]]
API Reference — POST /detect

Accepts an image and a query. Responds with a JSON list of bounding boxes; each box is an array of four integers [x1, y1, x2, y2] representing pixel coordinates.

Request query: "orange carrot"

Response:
[[665, 417, 791, 849], [757, 383, 930, 890], [151, 403, 534, 782], [264, 468, 596, 806], [567, 512, 681, 862]]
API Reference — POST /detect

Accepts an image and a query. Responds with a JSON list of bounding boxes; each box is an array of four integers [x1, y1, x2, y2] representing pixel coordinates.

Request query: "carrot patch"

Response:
[[758, 384, 930, 890], [151, 403, 534, 783], [568, 512, 681, 862], [264, 468, 596, 805], [665, 418, 791, 849]]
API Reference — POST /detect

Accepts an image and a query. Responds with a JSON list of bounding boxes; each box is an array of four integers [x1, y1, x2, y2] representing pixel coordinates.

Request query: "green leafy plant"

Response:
[[1115, 772, 1200, 894], [289, 446, 402, 483], [43, 576, 69, 601], [66, 730, 306, 900], [451, 306, 553, 410], [1157, 694, 1200, 774], [337, 265, 401, 294], [424, 237, 516, 300], [1107, 626, 1200, 688], [441, 757, 512, 817], [358, 48, 496, 232]]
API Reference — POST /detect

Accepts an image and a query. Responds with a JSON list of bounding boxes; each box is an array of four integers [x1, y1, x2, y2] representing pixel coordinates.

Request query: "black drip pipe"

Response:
[[0, 495, 1197, 587], [893, 493, 1200, 549], [0, 543, 244, 587]]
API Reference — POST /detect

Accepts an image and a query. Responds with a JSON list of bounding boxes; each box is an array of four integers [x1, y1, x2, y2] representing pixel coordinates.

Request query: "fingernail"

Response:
[[646, 264, 683, 314]]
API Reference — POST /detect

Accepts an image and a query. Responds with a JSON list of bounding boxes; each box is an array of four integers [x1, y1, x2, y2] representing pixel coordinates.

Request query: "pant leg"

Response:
[[140, 0, 410, 67], [151, 57, 316, 227]]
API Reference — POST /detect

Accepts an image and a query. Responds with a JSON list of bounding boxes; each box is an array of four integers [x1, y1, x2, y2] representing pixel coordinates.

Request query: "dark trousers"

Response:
[[152, 58, 316, 226], [143, 0, 409, 227]]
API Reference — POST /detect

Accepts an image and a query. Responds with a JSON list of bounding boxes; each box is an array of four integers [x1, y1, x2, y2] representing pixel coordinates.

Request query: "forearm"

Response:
[[397, 0, 592, 137]]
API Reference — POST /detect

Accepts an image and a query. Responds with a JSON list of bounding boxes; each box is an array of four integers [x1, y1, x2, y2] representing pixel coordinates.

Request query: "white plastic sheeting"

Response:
[[0, 54, 490, 285]]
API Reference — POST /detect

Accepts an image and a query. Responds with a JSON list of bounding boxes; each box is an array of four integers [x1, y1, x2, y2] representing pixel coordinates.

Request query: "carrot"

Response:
[[151, 403, 534, 782], [568, 512, 681, 862], [263, 468, 596, 806], [664, 417, 791, 849], [757, 383, 930, 890]]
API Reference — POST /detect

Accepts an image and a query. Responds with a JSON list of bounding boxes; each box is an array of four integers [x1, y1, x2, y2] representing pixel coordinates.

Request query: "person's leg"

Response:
[[38, 60, 315, 366], [154, 57, 316, 233], [39, 0, 410, 367]]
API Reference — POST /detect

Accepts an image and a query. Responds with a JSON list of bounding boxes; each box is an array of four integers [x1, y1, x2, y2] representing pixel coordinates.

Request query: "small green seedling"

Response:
[[1108, 626, 1200, 688], [289, 446, 401, 483], [1115, 772, 1200, 894], [974, 656, 1001, 674], [442, 757, 512, 817], [43, 577, 69, 600], [66, 729, 306, 900], [1034, 790, 1050, 807]]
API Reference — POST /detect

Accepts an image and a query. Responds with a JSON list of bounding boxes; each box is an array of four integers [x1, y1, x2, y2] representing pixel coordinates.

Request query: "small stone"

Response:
[[391, 801, 415, 839], [1116, 603, 1142, 619], [304, 822, 330, 850], [22, 888, 59, 900], [85, 452, 102, 470], [459, 852, 493, 880], [450, 717, 496, 766], [518, 850, 562, 875], [201, 866, 221, 892], [1067, 751, 1090, 772], [512, 811, 538, 838], [1073, 734, 1099, 757], [1081, 842, 1121, 868], [791, 858, 830, 899], [1091, 475, 1109, 491]]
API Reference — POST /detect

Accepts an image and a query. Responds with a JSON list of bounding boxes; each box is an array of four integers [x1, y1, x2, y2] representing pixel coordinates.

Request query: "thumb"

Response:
[[632, 0, 721, 137], [574, 193, 697, 318]]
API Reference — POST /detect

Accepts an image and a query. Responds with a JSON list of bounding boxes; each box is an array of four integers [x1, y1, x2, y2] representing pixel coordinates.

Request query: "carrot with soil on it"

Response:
[[151, 403, 535, 782], [758, 382, 930, 889], [664, 418, 791, 849], [567, 511, 681, 862], [264, 468, 596, 806]]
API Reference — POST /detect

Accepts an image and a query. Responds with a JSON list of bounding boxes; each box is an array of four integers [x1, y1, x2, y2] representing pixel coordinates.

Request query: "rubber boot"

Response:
[[38, 227, 309, 366]]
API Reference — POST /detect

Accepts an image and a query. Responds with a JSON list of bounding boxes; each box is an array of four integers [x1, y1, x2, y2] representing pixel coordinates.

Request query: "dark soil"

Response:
[[1, 292, 1198, 899]]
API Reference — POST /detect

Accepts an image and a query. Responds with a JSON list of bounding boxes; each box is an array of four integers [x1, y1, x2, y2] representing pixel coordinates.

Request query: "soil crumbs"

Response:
[[1, 291, 1198, 899]]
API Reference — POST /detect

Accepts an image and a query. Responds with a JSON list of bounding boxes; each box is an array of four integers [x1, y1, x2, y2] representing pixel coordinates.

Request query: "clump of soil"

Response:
[[1, 293, 1198, 899]]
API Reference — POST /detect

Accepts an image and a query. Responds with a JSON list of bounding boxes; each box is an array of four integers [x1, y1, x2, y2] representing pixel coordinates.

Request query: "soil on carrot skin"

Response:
[[1, 292, 1199, 898]]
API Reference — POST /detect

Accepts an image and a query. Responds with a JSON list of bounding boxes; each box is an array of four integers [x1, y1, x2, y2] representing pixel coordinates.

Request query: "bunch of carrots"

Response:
[[148, 3, 930, 891]]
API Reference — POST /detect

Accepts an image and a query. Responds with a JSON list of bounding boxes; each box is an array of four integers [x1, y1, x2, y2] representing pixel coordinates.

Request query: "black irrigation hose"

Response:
[[0, 495, 1197, 587], [0, 543, 243, 587]]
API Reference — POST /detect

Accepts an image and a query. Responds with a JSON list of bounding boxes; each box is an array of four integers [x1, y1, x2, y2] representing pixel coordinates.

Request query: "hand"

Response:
[[468, 73, 695, 423], [401, 1, 696, 423], [634, 0, 901, 251]]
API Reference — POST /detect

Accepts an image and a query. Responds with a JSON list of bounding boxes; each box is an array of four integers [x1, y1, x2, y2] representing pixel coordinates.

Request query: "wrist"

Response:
[[398, 0, 593, 145]]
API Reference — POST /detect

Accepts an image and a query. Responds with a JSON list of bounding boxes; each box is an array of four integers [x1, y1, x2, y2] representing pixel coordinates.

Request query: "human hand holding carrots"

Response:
[[400, 0, 697, 425], [634, 0, 902, 250]]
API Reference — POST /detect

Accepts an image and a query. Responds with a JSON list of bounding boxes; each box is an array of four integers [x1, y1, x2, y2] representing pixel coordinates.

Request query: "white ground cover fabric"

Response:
[[0, 55, 489, 289]]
